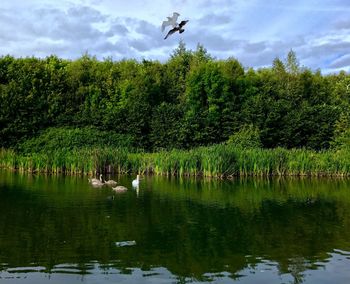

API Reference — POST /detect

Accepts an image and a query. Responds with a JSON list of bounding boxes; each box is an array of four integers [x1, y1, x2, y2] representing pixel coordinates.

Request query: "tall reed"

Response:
[[0, 146, 349, 177]]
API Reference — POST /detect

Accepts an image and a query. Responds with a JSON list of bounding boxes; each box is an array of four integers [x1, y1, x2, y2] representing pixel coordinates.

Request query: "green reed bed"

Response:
[[0, 148, 17, 169], [128, 145, 350, 177], [0, 147, 130, 175], [0, 146, 349, 177]]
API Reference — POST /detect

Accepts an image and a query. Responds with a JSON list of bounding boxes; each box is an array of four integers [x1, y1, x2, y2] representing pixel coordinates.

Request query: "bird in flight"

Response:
[[164, 20, 189, 40], [161, 12, 180, 32]]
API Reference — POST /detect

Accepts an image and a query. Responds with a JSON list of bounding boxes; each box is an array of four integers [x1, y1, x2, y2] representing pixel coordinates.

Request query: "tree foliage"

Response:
[[0, 44, 348, 151]]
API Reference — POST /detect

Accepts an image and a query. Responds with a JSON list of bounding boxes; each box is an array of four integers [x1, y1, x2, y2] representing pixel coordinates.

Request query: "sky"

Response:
[[1, 0, 350, 73]]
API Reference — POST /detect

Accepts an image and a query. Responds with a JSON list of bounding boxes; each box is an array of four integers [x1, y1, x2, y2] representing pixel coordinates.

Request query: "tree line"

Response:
[[0, 42, 349, 151]]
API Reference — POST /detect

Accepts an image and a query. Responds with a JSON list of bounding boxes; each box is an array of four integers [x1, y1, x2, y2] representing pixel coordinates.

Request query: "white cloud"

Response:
[[329, 54, 350, 69]]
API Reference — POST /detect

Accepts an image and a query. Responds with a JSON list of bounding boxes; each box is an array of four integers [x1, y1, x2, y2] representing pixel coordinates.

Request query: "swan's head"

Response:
[[173, 12, 180, 16]]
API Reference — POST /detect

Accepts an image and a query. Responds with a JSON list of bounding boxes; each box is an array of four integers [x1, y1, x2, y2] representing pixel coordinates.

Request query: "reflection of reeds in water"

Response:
[[0, 145, 349, 177], [147, 175, 350, 212]]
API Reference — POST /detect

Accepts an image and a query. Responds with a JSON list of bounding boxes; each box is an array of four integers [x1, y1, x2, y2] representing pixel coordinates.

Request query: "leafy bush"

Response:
[[227, 124, 262, 148], [333, 128, 350, 150], [16, 127, 134, 153], [331, 111, 350, 150]]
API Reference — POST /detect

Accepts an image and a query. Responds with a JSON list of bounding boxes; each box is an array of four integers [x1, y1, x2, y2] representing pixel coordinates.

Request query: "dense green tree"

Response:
[[149, 103, 184, 150], [218, 58, 245, 139], [286, 49, 300, 75], [0, 46, 349, 151]]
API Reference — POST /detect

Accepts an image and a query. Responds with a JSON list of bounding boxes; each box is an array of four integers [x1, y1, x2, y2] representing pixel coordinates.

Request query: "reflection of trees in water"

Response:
[[283, 257, 307, 284], [0, 173, 350, 280]]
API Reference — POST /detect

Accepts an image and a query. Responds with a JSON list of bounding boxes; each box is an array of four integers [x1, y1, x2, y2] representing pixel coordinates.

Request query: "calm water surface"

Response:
[[0, 170, 350, 283]]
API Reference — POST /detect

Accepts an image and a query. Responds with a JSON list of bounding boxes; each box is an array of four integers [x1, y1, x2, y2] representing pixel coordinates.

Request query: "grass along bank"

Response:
[[1, 144, 349, 177]]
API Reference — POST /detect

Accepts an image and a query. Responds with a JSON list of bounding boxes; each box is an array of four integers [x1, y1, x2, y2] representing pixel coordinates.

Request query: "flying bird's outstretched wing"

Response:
[[161, 12, 180, 31], [161, 19, 172, 32], [171, 12, 180, 26], [164, 27, 178, 40], [179, 20, 189, 28]]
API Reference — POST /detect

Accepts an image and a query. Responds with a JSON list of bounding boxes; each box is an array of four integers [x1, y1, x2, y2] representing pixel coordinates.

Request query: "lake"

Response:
[[0, 170, 350, 283]]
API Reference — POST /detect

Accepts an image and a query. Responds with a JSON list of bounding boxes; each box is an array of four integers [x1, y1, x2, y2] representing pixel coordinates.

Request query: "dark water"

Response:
[[0, 170, 350, 283]]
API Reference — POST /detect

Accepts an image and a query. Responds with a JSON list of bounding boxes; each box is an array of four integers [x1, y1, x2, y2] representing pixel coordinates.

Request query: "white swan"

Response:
[[161, 12, 180, 32], [88, 174, 105, 187], [104, 179, 118, 186], [132, 175, 140, 187], [89, 174, 104, 185], [91, 181, 104, 187], [112, 185, 128, 192]]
